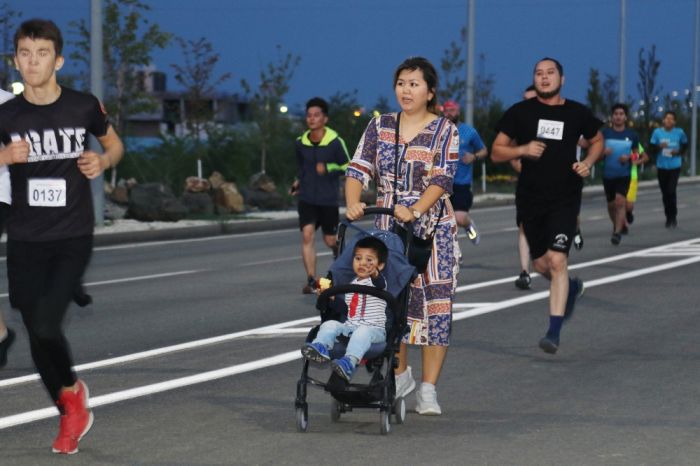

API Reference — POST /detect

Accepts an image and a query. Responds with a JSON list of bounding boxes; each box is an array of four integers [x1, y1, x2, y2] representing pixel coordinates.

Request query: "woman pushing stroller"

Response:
[[345, 56, 460, 415]]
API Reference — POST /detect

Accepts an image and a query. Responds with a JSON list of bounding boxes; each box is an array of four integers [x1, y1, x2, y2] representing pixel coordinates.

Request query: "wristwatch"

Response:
[[411, 209, 421, 220]]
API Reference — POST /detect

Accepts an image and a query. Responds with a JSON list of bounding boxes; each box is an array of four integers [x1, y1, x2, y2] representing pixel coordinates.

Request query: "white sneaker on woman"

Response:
[[415, 383, 441, 415], [395, 366, 416, 398]]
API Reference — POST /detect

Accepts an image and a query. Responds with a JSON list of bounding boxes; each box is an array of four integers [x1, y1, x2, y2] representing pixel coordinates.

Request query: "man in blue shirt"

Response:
[[601, 104, 648, 245], [442, 100, 487, 247], [650, 111, 688, 228]]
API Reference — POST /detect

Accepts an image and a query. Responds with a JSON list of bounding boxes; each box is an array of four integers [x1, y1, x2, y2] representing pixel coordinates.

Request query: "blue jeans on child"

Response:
[[314, 320, 386, 362]]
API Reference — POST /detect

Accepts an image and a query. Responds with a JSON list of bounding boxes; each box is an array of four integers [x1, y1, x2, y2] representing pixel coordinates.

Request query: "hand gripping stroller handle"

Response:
[[316, 284, 399, 316], [343, 206, 395, 224]]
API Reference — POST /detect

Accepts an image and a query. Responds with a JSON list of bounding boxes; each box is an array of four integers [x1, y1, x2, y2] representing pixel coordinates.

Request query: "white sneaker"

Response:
[[395, 366, 416, 398], [415, 383, 441, 415]]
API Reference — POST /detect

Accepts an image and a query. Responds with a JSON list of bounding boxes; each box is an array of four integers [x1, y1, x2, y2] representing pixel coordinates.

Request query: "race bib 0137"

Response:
[[28, 178, 66, 207], [537, 119, 564, 141]]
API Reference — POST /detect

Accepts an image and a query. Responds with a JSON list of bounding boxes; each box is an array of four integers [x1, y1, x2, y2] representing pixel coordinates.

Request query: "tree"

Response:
[[170, 36, 231, 143], [69, 0, 171, 185], [326, 90, 371, 156], [372, 95, 392, 114], [170, 36, 231, 178], [438, 26, 467, 106], [635, 45, 662, 142], [241, 46, 301, 179], [0, 3, 21, 91], [586, 68, 618, 121]]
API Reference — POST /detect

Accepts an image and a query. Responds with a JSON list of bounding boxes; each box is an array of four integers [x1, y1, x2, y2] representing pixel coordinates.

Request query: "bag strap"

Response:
[[393, 112, 445, 235], [393, 112, 401, 203]]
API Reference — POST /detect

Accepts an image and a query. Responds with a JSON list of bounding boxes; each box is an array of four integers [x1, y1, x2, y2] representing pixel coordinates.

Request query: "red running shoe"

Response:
[[52, 380, 94, 454]]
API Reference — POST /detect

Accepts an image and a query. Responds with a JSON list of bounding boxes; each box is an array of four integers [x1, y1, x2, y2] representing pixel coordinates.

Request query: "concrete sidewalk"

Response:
[[80, 175, 700, 247]]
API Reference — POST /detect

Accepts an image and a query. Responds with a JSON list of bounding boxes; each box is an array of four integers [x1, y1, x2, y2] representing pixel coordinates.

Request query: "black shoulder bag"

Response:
[[391, 112, 444, 274]]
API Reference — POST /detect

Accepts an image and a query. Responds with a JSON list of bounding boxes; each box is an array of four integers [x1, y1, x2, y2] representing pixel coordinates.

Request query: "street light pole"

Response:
[[618, 0, 626, 102], [465, 0, 475, 126], [691, 0, 699, 176], [90, 0, 105, 226]]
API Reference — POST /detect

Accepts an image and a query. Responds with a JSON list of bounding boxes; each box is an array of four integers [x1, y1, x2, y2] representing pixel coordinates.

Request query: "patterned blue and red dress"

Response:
[[346, 113, 460, 346]]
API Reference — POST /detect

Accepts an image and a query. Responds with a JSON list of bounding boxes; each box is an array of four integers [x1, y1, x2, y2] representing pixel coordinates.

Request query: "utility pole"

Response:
[[465, 0, 475, 126], [691, 0, 699, 176], [465, 0, 485, 192], [618, 0, 626, 102], [90, 0, 105, 225]]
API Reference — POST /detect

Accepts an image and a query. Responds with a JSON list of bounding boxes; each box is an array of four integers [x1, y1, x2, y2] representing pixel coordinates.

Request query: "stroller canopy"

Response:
[[329, 225, 415, 297]]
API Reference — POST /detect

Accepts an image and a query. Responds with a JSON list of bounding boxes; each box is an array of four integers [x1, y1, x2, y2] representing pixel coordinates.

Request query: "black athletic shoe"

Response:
[[564, 277, 584, 321], [73, 285, 93, 307], [538, 335, 559, 354], [0, 328, 16, 368], [514, 271, 532, 290], [573, 229, 583, 251], [302, 276, 318, 295], [611, 233, 622, 245], [626, 211, 634, 224], [620, 225, 629, 235]]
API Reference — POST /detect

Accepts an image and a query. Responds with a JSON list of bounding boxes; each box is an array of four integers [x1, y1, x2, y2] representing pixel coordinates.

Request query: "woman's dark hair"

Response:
[[354, 236, 388, 265], [14, 19, 63, 56], [393, 56, 439, 113]]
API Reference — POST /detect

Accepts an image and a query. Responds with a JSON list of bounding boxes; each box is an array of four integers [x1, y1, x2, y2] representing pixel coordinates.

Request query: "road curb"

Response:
[[2, 176, 695, 252]]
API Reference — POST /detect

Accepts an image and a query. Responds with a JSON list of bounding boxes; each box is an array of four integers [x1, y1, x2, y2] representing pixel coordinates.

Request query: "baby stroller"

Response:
[[295, 207, 417, 435]]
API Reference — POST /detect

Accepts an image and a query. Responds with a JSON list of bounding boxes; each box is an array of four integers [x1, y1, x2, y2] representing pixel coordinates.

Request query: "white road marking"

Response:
[[2, 238, 699, 431], [0, 316, 319, 389], [0, 351, 301, 430], [0, 270, 206, 298]]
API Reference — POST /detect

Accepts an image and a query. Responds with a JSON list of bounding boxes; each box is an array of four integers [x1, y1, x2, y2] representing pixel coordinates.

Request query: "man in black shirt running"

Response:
[[492, 58, 603, 354], [0, 19, 124, 454]]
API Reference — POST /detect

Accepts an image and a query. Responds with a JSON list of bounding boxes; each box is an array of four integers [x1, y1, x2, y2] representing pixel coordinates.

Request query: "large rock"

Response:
[[109, 185, 129, 205], [244, 189, 286, 210], [181, 191, 214, 215], [184, 176, 211, 193], [127, 183, 188, 222], [208, 171, 226, 190], [214, 182, 245, 213], [249, 172, 276, 193]]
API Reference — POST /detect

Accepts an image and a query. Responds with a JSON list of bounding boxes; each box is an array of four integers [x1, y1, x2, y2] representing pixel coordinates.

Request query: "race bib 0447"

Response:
[[537, 119, 564, 140], [28, 178, 66, 207]]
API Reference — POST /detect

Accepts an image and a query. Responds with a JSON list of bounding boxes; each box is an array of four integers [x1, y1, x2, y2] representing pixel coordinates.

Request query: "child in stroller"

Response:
[[295, 207, 415, 435], [301, 236, 389, 382]]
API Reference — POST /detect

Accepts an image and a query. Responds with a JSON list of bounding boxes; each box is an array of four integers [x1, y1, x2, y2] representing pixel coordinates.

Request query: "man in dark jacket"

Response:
[[291, 97, 349, 294]]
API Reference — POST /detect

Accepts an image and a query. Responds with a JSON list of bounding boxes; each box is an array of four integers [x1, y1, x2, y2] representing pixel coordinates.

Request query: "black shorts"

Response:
[[449, 184, 473, 212], [519, 199, 579, 260], [297, 200, 339, 235], [603, 177, 631, 202]]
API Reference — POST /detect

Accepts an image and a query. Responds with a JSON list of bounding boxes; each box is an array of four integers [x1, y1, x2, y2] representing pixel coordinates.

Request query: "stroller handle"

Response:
[[316, 283, 400, 316], [344, 206, 395, 223]]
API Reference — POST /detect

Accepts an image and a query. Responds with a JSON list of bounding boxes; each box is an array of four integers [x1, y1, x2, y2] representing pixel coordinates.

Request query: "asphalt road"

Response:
[[1, 183, 700, 465]]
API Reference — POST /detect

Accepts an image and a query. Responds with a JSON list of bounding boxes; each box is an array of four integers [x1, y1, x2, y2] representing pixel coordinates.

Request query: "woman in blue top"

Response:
[[649, 111, 688, 228]]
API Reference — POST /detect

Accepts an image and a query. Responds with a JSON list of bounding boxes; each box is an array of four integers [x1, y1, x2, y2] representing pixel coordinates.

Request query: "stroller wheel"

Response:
[[295, 405, 309, 433], [392, 396, 406, 424], [330, 399, 342, 422], [380, 409, 391, 435]]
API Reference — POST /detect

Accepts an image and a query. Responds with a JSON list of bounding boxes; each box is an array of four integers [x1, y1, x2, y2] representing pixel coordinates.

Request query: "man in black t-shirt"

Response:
[[0, 19, 123, 455], [492, 58, 603, 355]]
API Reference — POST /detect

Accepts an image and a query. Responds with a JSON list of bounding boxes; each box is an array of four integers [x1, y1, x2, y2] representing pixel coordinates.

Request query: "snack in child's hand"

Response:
[[318, 278, 332, 291]]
